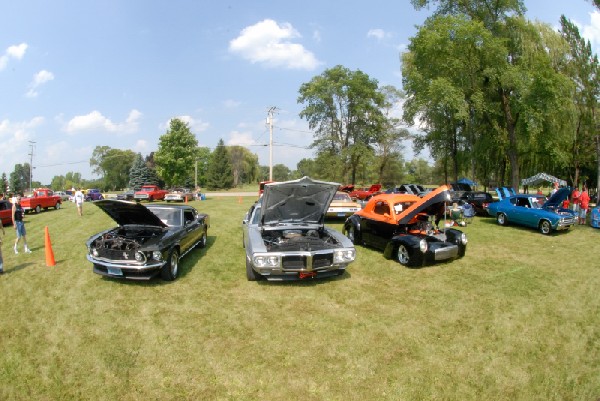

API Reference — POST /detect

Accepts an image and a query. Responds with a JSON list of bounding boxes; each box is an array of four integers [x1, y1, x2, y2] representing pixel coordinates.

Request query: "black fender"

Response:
[[443, 228, 467, 257], [343, 215, 363, 244], [383, 234, 422, 260]]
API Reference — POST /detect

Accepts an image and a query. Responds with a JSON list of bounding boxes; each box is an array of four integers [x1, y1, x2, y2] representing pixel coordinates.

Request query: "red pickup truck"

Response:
[[134, 185, 169, 202], [20, 188, 62, 213]]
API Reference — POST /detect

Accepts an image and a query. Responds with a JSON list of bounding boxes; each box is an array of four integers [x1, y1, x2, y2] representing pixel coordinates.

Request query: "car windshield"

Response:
[[333, 193, 351, 202], [393, 201, 416, 214], [148, 207, 182, 226], [529, 197, 543, 209]]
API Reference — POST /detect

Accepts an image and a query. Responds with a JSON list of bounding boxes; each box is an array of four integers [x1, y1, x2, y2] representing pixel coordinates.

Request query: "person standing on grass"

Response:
[[74, 188, 84, 216], [0, 217, 5, 274], [12, 195, 31, 254], [578, 186, 590, 225], [571, 186, 580, 215]]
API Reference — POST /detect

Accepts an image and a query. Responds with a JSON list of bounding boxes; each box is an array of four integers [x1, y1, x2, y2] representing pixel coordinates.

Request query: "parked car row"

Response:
[[81, 177, 590, 284]]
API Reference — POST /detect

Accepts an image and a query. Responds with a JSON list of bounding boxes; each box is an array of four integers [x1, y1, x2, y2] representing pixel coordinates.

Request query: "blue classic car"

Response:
[[486, 188, 576, 234]]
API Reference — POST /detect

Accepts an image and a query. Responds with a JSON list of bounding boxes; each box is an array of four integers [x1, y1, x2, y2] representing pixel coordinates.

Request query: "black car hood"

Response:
[[93, 200, 167, 227], [543, 187, 571, 208], [397, 185, 453, 225], [260, 176, 339, 225]]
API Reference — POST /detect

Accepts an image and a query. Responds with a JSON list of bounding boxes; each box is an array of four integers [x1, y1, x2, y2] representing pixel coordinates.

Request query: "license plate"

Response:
[[107, 267, 123, 276]]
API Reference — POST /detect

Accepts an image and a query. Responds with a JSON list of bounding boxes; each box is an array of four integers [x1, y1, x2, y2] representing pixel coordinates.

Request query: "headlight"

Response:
[[419, 239, 428, 253], [152, 251, 163, 260], [334, 249, 356, 263], [461, 233, 468, 245], [254, 255, 280, 268], [92, 248, 99, 257], [134, 252, 144, 261]]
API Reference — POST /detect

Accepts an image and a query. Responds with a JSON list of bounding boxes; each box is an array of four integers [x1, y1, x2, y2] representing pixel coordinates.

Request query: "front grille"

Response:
[[96, 248, 139, 262], [282, 255, 305, 269], [280, 252, 335, 270]]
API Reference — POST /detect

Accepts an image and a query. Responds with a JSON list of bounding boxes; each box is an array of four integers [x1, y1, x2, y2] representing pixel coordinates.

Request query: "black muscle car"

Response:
[[343, 186, 467, 267], [86, 200, 209, 281]]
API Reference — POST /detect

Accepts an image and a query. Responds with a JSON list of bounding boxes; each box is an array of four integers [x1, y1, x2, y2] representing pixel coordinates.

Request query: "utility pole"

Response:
[[28, 141, 36, 192], [267, 106, 277, 181]]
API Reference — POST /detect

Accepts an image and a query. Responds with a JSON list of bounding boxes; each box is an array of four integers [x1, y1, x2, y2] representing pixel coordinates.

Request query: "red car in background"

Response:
[[349, 184, 382, 200], [0, 199, 13, 225]]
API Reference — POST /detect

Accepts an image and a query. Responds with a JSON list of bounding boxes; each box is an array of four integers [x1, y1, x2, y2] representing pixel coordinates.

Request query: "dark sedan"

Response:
[[86, 200, 209, 280], [452, 191, 495, 216]]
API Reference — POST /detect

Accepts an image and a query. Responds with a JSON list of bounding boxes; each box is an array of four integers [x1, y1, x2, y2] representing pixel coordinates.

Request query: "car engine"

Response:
[[262, 229, 342, 252], [89, 227, 162, 254]]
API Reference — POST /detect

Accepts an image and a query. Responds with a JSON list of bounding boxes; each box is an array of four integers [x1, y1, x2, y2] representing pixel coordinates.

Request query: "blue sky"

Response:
[[1, 0, 598, 185]]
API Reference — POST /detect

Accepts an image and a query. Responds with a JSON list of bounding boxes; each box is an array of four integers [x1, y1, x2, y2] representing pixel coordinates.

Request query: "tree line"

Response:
[[4, 0, 599, 196]]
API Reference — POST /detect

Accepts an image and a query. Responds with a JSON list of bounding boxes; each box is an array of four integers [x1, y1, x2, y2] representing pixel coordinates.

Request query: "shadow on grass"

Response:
[[4, 261, 36, 274], [97, 234, 216, 287], [254, 270, 352, 287], [477, 214, 574, 236]]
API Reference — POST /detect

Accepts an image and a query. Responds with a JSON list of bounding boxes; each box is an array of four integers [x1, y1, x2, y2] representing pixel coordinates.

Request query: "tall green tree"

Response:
[[9, 163, 31, 194], [194, 146, 211, 188], [374, 85, 409, 183], [206, 139, 233, 190], [229, 146, 260, 187], [298, 65, 386, 184], [1, 173, 8, 195], [128, 153, 160, 189], [405, 1, 574, 189], [90, 146, 136, 190], [154, 118, 199, 187], [559, 15, 600, 192]]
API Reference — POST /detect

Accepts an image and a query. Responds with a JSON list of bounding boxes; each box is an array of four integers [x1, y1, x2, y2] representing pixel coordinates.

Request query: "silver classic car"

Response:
[[86, 200, 209, 281], [242, 177, 356, 281]]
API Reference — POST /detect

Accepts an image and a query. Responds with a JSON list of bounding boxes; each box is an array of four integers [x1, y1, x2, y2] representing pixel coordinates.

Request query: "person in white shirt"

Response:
[[74, 188, 85, 216]]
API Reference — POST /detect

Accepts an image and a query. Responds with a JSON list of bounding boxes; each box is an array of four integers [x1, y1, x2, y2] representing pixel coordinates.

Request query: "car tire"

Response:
[[54, 202, 61, 210], [497, 213, 507, 226], [246, 258, 260, 281], [539, 220, 552, 235], [35, 205, 41, 214], [396, 244, 412, 266], [198, 228, 207, 248], [160, 248, 179, 281], [345, 224, 360, 245]]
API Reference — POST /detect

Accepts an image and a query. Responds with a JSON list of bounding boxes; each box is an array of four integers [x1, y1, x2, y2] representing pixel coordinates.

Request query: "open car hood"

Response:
[[397, 185, 453, 225], [260, 176, 339, 225], [543, 187, 571, 208], [93, 199, 167, 228]]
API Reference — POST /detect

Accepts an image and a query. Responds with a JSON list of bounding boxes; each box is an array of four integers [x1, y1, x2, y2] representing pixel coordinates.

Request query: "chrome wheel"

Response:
[[539, 220, 551, 235], [396, 245, 410, 266], [497, 213, 506, 226]]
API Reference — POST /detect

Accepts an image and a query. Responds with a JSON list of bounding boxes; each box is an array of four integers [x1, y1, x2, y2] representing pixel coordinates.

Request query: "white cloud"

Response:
[[133, 139, 150, 153], [227, 131, 257, 146], [223, 99, 241, 108], [0, 42, 28, 71], [229, 19, 321, 70], [161, 115, 210, 133], [26, 69, 55, 98], [581, 10, 600, 55], [64, 109, 142, 134], [0, 117, 44, 142], [367, 28, 387, 40]]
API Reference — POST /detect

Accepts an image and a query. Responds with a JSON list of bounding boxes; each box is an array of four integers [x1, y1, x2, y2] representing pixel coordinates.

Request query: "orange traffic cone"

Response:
[[45, 226, 56, 267], [238, 196, 242, 204]]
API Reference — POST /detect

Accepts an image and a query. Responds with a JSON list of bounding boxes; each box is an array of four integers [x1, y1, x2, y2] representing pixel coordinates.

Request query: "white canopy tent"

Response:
[[521, 173, 567, 187]]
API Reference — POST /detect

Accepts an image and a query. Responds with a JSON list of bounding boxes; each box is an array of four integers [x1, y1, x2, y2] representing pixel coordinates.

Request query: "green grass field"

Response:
[[0, 197, 599, 400]]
